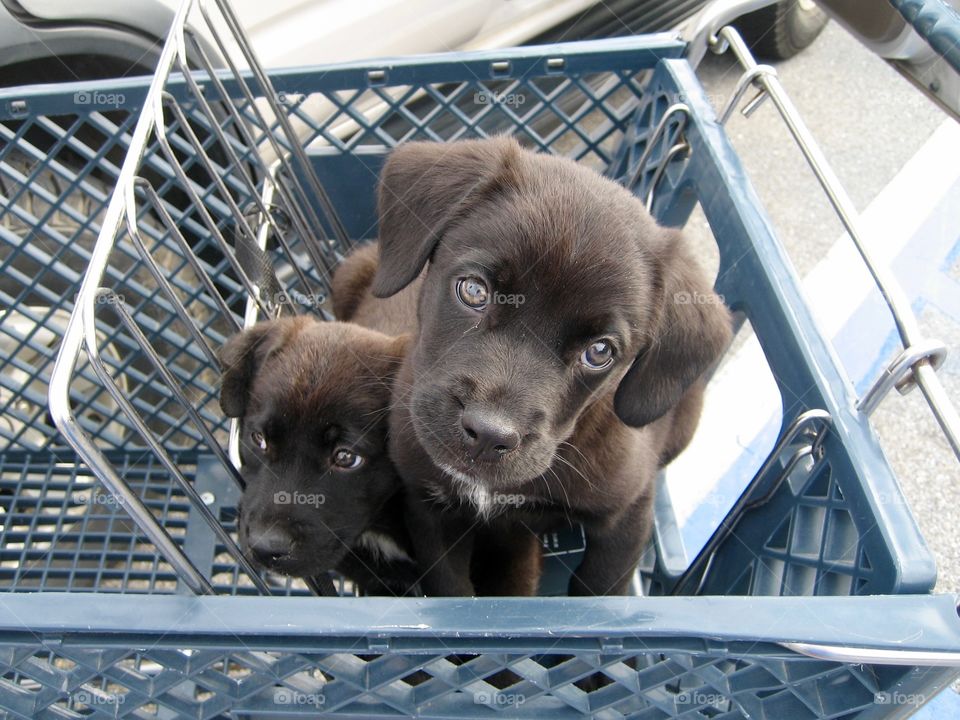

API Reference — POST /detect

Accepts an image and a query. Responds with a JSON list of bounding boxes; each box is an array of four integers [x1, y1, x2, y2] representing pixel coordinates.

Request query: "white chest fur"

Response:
[[438, 464, 499, 521], [356, 530, 412, 564]]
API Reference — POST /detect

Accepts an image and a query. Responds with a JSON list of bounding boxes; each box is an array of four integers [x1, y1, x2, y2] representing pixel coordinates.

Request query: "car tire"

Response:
[[734, 0, 829, 61]]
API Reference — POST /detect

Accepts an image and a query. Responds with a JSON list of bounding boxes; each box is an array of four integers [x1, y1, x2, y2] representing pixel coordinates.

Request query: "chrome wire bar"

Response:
[[711, 26, 960, 462], [208, 0, 350, 250], [782, 641, 960, 667], [90, 291, 268, 592], [49, 0, 340, 595], [50, 0, 212, 595], [625, 102, 690, 191]]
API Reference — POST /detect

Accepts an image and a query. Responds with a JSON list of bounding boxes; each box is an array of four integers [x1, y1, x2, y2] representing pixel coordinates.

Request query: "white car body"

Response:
[[3, 0, 603, 74]]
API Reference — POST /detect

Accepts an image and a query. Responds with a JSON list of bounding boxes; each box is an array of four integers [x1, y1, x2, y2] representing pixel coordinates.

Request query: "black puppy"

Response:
[[219, 316, 418, 595], [336, 137, 732, 597]]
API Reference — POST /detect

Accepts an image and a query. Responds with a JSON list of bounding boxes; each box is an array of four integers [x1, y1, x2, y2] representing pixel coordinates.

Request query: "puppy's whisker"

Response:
[[536, 471, 555, 504], [558, 440, 592, 469], [551, 450, 605, 497], [562, 458, 600, 495], [544, 464, 573, 526], [359, 407, 391, 420], [554, 440, 608, 494]]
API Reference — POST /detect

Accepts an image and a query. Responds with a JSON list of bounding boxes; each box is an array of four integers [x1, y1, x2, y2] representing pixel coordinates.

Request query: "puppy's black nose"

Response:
[[461, 407, 521, 461], [248, 526, 293, 567]]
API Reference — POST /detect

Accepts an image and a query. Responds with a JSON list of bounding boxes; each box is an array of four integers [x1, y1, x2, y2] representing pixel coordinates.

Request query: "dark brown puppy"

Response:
[[335, 137, 731, 597], [219, 316, 417, 595]]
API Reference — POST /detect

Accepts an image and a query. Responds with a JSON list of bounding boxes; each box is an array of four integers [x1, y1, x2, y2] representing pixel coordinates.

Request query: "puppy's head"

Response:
[[373, 137, 731, 488], [219, 317, 406, 577]]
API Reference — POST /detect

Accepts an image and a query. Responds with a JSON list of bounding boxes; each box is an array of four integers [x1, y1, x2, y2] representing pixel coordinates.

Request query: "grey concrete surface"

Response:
[[692, 22, 958, 594]]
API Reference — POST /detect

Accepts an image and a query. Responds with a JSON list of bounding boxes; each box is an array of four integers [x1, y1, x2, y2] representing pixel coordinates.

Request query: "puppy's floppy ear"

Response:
[[614, 229, 732, 428], [372, 137, 521, 298], [218, 320, 292, 418]]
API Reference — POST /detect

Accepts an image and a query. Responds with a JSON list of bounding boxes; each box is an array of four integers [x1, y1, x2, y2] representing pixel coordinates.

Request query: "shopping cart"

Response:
[[0, 0, 958, 716]]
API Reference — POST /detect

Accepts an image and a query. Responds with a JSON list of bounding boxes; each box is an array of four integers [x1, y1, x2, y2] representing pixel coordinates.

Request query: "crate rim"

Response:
[[0, 32, 686, 119], [0, 593, 957, 657]]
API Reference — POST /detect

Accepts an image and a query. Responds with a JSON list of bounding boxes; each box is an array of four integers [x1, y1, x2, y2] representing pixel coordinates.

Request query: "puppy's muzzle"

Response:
[[247, 525, 294, 568], [460, 405, 521, 462]]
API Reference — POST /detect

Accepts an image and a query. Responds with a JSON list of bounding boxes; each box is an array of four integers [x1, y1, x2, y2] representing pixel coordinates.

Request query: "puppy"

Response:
[[335, 137, 731, 597], [219, 316, 418, 595]]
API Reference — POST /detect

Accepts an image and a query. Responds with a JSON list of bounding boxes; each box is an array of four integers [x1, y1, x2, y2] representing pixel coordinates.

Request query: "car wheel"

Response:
[[734, 0, 829, 60]]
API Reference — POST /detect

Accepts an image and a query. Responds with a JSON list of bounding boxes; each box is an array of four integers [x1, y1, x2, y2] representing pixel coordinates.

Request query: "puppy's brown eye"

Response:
[[456, 276, 489, 310], [251, 431, 267, 451], [332, 448, 363, 470], [580, 340, 614, 370]]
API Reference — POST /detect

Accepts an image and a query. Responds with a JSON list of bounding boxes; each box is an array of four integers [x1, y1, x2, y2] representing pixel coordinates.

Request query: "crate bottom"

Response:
[[0, 451, 315, 596]]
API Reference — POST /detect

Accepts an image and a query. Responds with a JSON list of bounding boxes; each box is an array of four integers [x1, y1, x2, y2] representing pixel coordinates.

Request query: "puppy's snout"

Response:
[[460, 406, 521, 461], [248, 526, 294, 567]]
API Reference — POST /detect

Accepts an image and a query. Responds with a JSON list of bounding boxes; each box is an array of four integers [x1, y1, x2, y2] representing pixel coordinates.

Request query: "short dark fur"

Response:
[[219, 316, 417, 595], [335, 137, 731, 596]]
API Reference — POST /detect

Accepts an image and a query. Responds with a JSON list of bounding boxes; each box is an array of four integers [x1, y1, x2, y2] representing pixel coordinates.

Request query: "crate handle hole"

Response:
[[490, 61, 511, 77], [367, 69, 387, 86], [546, 57, 566, 73]]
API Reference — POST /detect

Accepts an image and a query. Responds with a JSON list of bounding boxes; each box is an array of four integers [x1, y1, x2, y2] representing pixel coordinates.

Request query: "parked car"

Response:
[[0, 0, 829, 88]]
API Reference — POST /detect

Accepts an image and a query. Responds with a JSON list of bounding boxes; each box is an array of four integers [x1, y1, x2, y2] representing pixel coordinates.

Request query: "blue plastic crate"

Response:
[[0, 0, 957, 715]]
